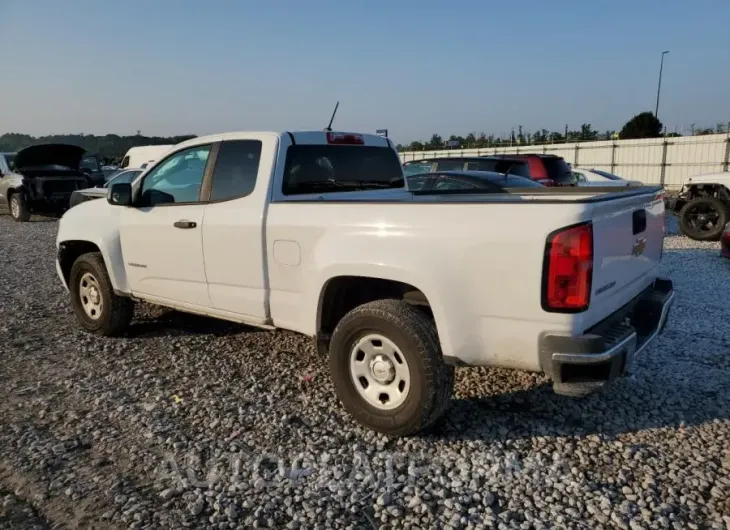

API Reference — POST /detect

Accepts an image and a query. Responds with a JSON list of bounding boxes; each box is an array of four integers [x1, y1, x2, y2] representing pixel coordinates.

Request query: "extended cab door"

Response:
[[200, 136, 276, 323], [119, 144, 214, 308]]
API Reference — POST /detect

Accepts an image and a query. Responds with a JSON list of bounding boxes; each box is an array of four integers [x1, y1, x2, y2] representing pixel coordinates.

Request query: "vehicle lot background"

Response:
[[400, 132, 730, 191], [0, 212, 728, 530]]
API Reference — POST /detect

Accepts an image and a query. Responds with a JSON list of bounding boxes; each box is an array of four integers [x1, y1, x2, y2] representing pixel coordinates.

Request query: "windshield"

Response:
[[542, 157, 574, 184], [591, 169, 623, 181], [104, 169, 142, 188], [282, 145, 404, 195], [4, 154, 16, 171]]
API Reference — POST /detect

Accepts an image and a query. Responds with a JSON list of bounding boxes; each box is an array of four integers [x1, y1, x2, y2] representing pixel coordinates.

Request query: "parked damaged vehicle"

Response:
[[0, 144, 91, 222], [666, 171, 730, 241]]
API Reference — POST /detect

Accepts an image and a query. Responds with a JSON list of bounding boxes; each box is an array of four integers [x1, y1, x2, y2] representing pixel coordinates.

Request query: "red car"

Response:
[[721, 222, 730, 258], [489, 153, 574, 187]]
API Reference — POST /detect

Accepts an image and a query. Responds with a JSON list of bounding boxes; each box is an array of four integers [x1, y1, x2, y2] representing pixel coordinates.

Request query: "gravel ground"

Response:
[[0, 212, 728, 530]]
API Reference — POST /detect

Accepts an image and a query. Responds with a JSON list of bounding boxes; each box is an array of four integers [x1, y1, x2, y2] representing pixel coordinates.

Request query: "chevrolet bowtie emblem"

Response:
[[632, 238, 646, 257]]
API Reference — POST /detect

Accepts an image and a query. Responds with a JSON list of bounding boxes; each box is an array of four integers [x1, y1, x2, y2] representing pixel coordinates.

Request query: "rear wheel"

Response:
[[69, 252, 134, 336], [9, 193, 31, 222], [329, 299, 454, 436], [678, 197, 728, 241]]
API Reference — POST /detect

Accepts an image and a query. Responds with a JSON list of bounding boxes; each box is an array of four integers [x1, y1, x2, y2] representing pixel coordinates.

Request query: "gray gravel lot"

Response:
[[0, 212, 728, 530]]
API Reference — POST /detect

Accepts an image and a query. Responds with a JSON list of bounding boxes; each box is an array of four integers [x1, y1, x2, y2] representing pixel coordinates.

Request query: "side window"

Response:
[[120, 156, 130, 169], [406, 175, 431, 191], [140, 145, 211, 206], [573, 171, 586, 182], [465, 161, 480, 170], [210, 140, 262, 202]]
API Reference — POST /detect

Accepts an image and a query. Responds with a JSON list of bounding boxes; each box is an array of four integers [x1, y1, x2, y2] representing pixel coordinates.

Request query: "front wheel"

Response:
[[69, 252, 134, 336], [329, 299, 454, 436], [9, 193, 31, 222], [678, 197, 728, 241]]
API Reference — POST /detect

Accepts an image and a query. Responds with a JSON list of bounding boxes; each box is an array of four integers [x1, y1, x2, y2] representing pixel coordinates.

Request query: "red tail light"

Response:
[[542, 222, 593, 312], [326, 132, 364, 145], [536, 178, 556, 187]]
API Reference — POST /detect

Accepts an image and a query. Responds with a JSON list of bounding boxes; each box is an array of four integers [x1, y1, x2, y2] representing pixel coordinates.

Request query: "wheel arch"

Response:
[[57, 237, 130, 294], [314, 272, 450, 358]]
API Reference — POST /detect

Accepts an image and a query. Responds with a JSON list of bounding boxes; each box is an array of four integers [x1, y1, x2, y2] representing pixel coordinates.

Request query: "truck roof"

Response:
[[174, 130, 392, 150]]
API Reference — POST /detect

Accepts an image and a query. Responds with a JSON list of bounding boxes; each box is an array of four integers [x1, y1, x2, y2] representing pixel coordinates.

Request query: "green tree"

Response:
[[426, 134, 443, 149], [619, 112, 663, 139], [579, 123, 599, 141]]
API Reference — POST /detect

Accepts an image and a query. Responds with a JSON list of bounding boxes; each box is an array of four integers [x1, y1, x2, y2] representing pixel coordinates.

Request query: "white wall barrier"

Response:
[[398, 133, 730, 189]]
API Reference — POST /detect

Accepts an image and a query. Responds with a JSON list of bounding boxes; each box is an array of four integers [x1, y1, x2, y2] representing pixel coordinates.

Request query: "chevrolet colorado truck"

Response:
[[55, 130, 675, 436]]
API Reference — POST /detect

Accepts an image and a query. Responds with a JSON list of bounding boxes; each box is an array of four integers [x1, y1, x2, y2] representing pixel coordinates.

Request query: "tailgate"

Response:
[[587, 190, 665, 316]]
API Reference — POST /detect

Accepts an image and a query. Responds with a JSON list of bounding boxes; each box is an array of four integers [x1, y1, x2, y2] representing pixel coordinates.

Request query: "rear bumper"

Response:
[[539, 277, 675, 397]]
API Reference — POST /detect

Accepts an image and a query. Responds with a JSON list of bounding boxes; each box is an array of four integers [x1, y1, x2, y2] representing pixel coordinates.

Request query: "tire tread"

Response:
[[678, 196, 728, 241], [70, 252, 134, 336], [330, 299, 454, 436]]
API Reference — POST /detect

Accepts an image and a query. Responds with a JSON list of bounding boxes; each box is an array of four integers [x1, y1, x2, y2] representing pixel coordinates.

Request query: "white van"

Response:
[[119, 145, 173, 170]]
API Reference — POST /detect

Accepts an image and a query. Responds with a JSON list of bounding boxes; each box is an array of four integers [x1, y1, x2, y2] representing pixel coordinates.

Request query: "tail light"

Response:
[[326, 132, 364, 145], [536, 178, 556, 187], [542, 222, 593, 312]]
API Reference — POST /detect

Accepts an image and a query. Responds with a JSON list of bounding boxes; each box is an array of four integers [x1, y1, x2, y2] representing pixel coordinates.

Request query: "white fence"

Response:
[[398, 133, 730, 190]]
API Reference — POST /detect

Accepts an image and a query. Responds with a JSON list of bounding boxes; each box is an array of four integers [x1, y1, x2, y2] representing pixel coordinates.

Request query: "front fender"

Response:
[[56, 200, 130, 293]]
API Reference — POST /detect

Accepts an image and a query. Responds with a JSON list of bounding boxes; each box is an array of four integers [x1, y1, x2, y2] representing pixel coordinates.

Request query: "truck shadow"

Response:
[[126, 307, 265, 338], [0, 209, 59, 222], [426, 375, 729, 442]]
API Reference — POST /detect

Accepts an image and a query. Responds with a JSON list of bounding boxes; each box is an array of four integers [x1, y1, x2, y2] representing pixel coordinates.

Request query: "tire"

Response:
[[329, 299, 454, 436], [69, 252, 134, 336], [9, 193, 31, 222], [678, 197, 729, 241]]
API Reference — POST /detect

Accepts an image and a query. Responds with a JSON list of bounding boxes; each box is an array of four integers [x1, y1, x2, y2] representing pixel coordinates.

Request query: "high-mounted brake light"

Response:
[[326, 132, 365, 145], [542, 222, 593, 312]]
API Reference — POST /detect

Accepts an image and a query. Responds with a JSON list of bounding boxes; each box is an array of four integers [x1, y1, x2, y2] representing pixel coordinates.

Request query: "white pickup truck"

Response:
[[56, 130, 675, 436]]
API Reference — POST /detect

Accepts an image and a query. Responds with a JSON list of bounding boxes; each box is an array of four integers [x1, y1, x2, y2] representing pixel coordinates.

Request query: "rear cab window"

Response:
[[282, 143, 404, 195], [477, 159, 531, 178], [542, 157, 574, 185], [80, 155, 100, 172]]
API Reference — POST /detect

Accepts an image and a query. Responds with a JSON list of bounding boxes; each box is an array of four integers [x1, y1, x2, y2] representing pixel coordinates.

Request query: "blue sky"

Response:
[[1, 0, 728, 144]]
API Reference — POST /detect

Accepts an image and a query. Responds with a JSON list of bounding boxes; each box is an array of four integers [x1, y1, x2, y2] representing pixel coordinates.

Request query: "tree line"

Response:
[[0, 132, 196, 164], [395, 112, 729, 151], [1, 112, 727, 157]]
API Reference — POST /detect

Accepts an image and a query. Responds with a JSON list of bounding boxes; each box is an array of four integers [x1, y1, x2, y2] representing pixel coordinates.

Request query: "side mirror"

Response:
[[108, 183, 132, 206]]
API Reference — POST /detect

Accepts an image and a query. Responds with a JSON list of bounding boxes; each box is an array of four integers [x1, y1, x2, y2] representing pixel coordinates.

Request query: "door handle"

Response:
[[173, 220, 197, 229]]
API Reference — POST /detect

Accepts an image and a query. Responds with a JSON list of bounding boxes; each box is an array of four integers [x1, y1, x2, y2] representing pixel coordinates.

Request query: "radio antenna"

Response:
[[325, 101, 339, 131]]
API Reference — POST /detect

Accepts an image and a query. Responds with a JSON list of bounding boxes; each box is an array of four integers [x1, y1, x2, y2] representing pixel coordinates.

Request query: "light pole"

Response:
[[655, 50, 669, 119]]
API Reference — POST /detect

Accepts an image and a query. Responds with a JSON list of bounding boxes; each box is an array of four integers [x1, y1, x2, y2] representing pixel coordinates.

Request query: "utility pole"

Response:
[[655, 51, 669, 120]]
